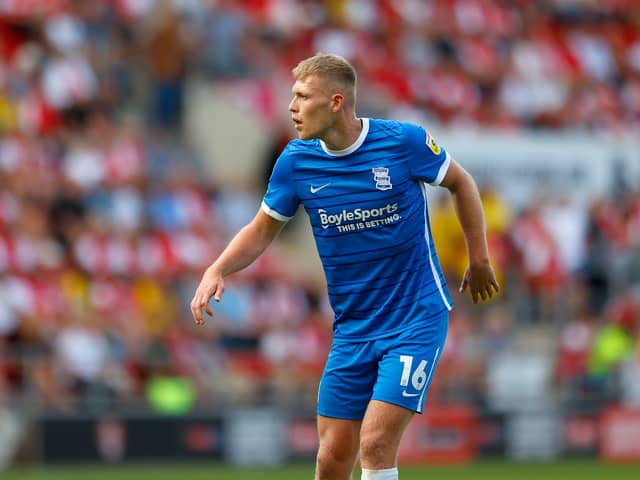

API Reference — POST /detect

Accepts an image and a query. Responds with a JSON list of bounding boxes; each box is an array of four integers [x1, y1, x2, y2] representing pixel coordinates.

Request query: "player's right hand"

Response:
[[190, 266, 225, 325]]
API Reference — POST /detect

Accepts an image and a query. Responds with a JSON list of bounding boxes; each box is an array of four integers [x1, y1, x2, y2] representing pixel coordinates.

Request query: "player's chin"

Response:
[[296, 128, 316, 140], [296, 130, 311, 140]]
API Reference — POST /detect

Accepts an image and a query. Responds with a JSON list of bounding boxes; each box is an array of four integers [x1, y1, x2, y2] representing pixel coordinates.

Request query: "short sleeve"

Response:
[[262, 145, 299, 221], [404, 123, 451, 185]]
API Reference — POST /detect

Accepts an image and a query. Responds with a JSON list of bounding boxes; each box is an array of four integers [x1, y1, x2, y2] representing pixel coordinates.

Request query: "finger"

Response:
[[459, 277, 468, 293], [205, 301, 213, 317], [190, 300, 203, 324], [193, 290, 211, 324], [485, 286, 494, 298], [492, 280, 500, 293], [213, 284, 224, 302]]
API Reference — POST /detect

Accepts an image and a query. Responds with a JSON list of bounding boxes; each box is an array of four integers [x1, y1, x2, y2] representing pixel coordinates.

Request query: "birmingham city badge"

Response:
[[372, 167, 392, 191]]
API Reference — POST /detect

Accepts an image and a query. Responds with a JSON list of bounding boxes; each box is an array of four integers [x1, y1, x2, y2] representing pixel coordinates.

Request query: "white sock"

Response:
[[361, 467, 398, 480]]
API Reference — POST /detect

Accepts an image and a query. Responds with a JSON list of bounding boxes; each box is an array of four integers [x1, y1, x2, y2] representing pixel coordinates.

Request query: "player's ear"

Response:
[[330, 93, 344, 112]]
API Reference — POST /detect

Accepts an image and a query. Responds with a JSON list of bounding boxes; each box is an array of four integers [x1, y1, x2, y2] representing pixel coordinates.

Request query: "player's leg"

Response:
[[359, 313, 449, 479], [315, 415, 361, 480], [315, 339, 378, 480], [359, 400, 413, 477]]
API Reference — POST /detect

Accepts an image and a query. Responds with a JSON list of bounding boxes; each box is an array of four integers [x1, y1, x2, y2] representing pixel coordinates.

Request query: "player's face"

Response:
[[288, 75, 336, 140]]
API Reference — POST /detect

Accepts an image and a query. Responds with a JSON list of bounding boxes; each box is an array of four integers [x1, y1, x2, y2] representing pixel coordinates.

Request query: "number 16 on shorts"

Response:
[[399, 355, 428, 394], [396, 349, 439, 412]]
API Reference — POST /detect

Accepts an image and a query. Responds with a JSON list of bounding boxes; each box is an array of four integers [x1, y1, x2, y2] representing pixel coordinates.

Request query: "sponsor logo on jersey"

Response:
[[317, 203, 401, 232], [426, 133, 441, 155], [318, 203, 399, 228], [372, 167, 392, 191]]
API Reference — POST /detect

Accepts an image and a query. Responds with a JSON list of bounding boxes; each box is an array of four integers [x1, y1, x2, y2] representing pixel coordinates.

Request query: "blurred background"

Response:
[[0, 0, 639, 475]]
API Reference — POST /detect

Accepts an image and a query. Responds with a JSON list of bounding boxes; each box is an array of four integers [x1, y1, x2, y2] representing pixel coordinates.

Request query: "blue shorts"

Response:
[[317, 313, 448, 420]]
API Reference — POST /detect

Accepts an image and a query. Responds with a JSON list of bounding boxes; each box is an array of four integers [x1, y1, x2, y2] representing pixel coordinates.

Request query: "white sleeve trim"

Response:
[[261, 201, 292, 222], [430, 151, 451, 186]]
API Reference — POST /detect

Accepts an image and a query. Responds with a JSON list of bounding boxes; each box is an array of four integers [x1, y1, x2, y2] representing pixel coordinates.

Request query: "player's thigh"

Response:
[[360, 399, 414, 449], [317, 415, 362, 463], [372, 313, 448, 414], [318, 340, 378, 420]]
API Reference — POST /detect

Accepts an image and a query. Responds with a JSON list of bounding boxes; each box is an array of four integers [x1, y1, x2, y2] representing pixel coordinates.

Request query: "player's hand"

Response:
[[190, 265, 225, 325], [459, 261, 500, 304]]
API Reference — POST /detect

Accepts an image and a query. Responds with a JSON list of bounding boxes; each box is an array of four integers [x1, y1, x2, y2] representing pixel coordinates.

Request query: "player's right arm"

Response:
[[190, 209, 287, 324]]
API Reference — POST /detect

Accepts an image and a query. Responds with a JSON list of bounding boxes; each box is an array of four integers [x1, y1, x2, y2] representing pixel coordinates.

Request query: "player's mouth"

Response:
[[292, 118, 302, 129]]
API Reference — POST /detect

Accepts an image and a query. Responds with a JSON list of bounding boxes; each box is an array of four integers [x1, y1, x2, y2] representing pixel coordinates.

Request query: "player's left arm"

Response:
[[439, 159, 500, 303]]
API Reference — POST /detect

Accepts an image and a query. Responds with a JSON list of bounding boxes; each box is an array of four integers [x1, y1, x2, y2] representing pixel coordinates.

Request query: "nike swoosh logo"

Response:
[[310, 183, 331, 194], [402, 391, 420, 398]]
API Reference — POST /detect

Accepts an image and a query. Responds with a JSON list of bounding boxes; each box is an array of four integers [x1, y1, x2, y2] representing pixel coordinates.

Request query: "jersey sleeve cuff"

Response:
[[430, 151, 451, 186], [261, 201, 293, 222]]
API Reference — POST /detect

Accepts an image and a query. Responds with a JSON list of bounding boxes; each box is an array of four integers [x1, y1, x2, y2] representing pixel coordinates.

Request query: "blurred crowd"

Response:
[[0, 0, 639, 418]]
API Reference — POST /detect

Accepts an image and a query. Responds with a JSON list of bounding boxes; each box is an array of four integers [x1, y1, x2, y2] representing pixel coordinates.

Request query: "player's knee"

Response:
[[359, 431, 395, 468], [316, 442, 352, 466], [315, 445, 354, 480]]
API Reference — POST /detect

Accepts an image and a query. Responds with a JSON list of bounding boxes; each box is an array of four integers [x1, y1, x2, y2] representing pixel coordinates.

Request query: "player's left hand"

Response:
[[459, 261, 500, 304]]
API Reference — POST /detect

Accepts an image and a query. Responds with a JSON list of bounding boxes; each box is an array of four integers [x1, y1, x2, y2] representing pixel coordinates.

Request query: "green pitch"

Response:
[[4, 460, 639, 480]]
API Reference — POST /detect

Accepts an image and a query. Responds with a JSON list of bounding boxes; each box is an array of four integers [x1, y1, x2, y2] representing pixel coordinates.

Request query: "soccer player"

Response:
[[190, 53, 499, 480]]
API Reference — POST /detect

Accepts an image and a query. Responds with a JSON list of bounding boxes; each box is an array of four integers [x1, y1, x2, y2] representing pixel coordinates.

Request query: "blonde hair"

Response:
[[292, 53, 357, 107]]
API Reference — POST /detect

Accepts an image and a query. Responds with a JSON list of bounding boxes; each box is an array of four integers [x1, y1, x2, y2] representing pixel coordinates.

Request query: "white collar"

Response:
[[320, 118, 369, 157]]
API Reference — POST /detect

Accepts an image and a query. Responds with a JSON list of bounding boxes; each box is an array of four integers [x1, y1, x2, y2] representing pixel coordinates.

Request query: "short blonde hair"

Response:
[[293, 53, 357, 107]]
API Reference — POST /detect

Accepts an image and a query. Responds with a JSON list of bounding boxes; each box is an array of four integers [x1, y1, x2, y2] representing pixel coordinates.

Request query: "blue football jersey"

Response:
[[262, 118, 453, 340]]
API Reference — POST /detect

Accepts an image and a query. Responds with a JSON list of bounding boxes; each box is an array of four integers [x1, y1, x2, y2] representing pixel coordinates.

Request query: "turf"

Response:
[[3, 460, 639, 480]]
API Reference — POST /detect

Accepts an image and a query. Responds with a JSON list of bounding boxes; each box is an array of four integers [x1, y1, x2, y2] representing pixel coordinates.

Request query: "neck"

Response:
[[321, 115, 362, 151]]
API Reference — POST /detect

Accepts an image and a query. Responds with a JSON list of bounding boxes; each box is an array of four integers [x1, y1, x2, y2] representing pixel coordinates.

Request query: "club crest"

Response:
[[372, 167, 392, 191]]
